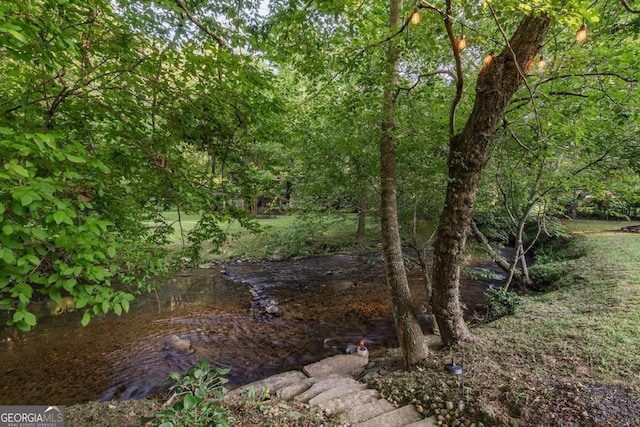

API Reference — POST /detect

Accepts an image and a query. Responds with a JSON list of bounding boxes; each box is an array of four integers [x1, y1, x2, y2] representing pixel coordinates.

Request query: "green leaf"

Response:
[[25, 254, 40, 265], [0, 26, 28, 43], [121, 299, 130, 313], [81, 311, 91, 327], [102, 300, 109, 313], [49, 289, 61, 303], [7, 163, 29, 178], [0, 247, 16, 265], [63, 278, 77, 292], [113, 303, 122, 316], [20, 192, 35, 207], [64, 153, 86, 163], [16, 321, 31, 332], [0, 127, 13, 135], [75, 297, 88, 309], [183, 393, 201, 411], [23, 311, 36, 326], [107, 246, 116, 258], [53, 210, 68, 225], [30, 227, 47, 240]]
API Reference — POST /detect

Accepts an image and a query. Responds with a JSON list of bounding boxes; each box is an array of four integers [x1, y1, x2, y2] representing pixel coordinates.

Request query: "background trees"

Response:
[[0, 0, 283, 329]]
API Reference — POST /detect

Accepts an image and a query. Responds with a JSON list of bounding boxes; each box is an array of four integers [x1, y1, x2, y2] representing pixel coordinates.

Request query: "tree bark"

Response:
[[355, 189, 367, 250], [380, 0, 429, 366], [432, 15, 551, 345]]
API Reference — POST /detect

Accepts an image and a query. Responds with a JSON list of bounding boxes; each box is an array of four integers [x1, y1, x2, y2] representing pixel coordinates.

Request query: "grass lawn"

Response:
[[464, 219, 640, 423], [155, 211, 383, 261]]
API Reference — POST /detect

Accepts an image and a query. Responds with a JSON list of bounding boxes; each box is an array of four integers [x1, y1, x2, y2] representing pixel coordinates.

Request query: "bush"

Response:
[[530, 235, 589, 290], [528, 263, 567, 290], [485, 287, 522, 317], [155, 360, 231, 427]]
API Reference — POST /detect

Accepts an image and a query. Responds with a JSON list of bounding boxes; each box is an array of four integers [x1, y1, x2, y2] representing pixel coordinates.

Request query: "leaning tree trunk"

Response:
[[379, 0, 429, 366], [432, 15, 551, 345]]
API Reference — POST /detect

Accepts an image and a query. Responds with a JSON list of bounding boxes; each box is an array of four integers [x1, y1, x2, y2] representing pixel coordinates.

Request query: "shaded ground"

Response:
[[620, 224, 640, 233], [519, 381, 640, 427]]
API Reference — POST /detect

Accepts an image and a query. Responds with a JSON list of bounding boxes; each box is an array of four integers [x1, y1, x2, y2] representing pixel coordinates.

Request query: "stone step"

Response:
[[318, 388, 381, 416], [405, 417, 438, 427], [303, 353, 368, 378], [338, 399, 396, 425], [225, 370, 307, 402], [295, 377, 362, 403], [352, 404, 423, 427], [308, 383, 368, 406], [276, 373, 349, 401]]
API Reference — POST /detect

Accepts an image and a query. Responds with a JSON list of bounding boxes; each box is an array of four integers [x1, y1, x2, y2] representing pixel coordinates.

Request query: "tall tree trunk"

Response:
[[380, 0, 429, 366], [432, 15, 551, 345], [355, 189, 367, 250]]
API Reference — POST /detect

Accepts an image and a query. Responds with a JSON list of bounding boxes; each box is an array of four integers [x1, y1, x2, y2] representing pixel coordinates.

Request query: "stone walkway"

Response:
[[226, 353, 436, 427]]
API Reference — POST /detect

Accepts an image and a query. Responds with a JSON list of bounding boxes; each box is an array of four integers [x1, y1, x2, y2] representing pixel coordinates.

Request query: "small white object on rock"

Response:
[[357, 345, 369, 358]]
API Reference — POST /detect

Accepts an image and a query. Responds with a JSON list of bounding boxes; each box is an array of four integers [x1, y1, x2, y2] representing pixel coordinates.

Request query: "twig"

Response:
[[620, 0, 640, 13], [174, 0, 227, 47]]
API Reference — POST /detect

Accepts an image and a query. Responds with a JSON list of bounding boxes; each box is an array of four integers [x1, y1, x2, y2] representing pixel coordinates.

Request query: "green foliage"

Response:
[[257, 213, 379, 259], [156, 360, 231, 427], [485, 287, 523, 317], [533, 233, 586, 265], [528, 262, 566, 289], [0, 130, 133, 330], [529, 233, 589, 289], [0, 0, 286, 330]]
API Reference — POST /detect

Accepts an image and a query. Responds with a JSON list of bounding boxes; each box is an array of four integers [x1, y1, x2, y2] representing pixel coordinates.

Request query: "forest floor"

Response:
[[65, 220, 640, 426]]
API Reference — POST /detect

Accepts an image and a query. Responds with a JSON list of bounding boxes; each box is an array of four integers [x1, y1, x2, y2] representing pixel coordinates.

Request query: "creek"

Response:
[[0, 252, 503, 405]]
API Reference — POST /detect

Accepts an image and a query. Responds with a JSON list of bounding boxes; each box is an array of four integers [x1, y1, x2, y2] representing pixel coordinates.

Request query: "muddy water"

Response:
[[0, 253, 502, 405]]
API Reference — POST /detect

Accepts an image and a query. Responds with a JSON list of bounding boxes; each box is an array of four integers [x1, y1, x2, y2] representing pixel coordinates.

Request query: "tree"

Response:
[[432, 7, 551, 344], [379, 0, 430, 364], [0, 0, 281, 329], [429, 0, 640, 344]]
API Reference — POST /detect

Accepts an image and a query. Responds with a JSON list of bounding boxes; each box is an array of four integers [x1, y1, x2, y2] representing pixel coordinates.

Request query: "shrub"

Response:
[[528, 262, 567, 290], [485, 287, 522, 317], [530, 235, 589, 290], [155, 360, 231, 427]]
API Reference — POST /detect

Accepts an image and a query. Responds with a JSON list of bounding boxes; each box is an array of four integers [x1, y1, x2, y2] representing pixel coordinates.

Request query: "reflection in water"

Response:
[[0, 253, 501, 405]]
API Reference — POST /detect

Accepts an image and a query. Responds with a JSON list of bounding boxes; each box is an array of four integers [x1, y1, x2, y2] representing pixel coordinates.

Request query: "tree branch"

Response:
[[540, 71, 637, 84], [174, 0, 227, 48], [394, 69, 456, 100], [620, 0, 640, 13], [444, 0, 464, 137]]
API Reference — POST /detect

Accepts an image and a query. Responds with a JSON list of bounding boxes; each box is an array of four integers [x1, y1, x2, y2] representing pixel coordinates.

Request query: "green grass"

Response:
[[155, 211, 382, 261], [474, 219, 640, 385]]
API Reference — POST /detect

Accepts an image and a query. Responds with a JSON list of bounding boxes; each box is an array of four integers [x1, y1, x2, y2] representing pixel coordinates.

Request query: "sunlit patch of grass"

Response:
[[561, 219, 636, 234], [154, 212, 382, 261]]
